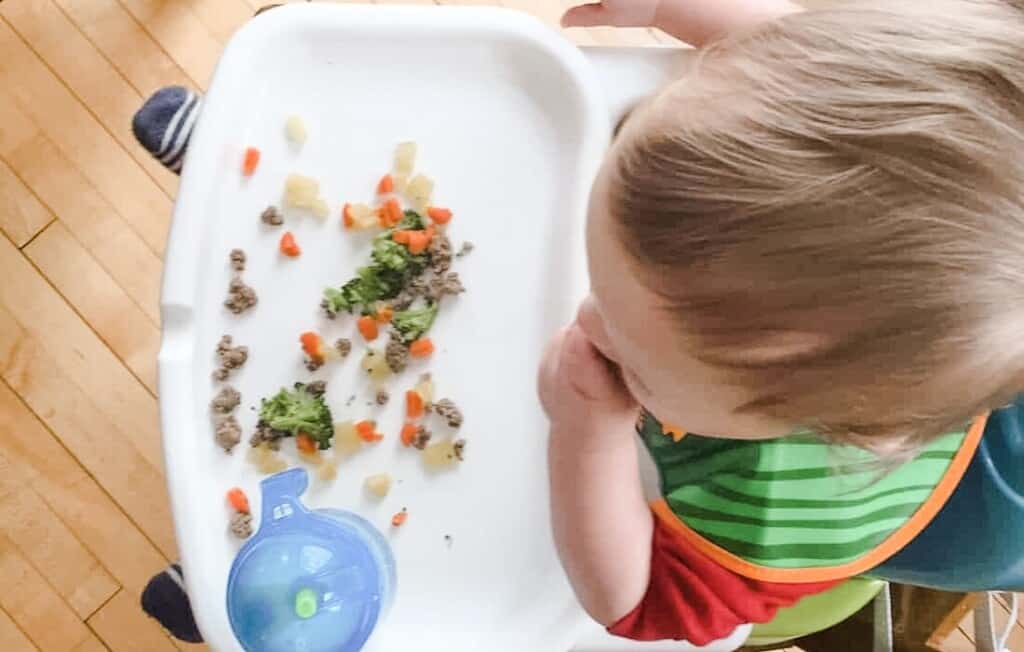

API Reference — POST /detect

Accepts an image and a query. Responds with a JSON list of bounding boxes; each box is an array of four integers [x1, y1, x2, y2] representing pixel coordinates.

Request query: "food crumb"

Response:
[[433, 398, 463, 429], [215, 415, 242, 452], [225, 277, 258, 314], [211, 386, 242, 413], [385, 336, 410, 374], [444, 534, 453, 547], [375, 388, 390, 406], [346, 394, 356, 407], [456, 241, 474, 258], [453, 438, 466, 462], [261, 205, 284, 226], [213, 335, 248, 381], [229, 248, 246, 272], [230, 511, 253, 539], [304, 357, 324, 372], [335, 338, 352, 358]]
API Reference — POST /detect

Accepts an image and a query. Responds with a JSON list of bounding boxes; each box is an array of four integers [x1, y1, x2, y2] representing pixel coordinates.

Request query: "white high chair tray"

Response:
[[161, 5, 744, 651]]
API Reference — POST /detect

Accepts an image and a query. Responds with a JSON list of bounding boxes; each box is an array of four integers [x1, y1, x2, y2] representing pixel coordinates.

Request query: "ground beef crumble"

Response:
[[211, 386, 242, 413], [229, 249, 246, 272], [225, 277, 258, 314], [261, 205, 284, 226], [335, 338, 352, 358], [215, 415, 242, 452], [433, 398, 463, 429], [306, 380, 327, 397], [230, 511, 253, 538], [385, 336, 410, 374], [412, 426, 432, 450], [375, 388, 390, 406], [429, 231, 453, 274], [213, 335, 248, 381]]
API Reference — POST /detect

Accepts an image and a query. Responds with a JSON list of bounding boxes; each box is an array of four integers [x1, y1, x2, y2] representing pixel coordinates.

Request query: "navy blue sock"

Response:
[[140, 563, 204, 643], [132, 86, 202, 174]]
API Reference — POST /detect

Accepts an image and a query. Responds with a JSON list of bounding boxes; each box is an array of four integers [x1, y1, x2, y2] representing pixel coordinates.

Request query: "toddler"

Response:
[[542, 0, 1024, 644]]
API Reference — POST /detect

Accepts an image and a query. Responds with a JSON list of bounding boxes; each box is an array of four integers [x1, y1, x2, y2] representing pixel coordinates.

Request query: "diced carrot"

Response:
[[242, 147, 261, 177], [377, 174, 394, 195], [355, 420, 383, 443], [227, 487, 250, 514], [392, 230, 411, 244], [409, 338, 435, 358], [376, 207, 389, 227], [384, 198, 403, 226], [400, 422, 419, 447], [407, 231, 430, 255], [300, 331, 323, 361], [391, 508, 408, 527], [296, 433, 318, 454], [427, 206, 452, 224], [343, 203, 355, 228], [376, 307, 394, 324], [357, 315, 379, 341], [280, 231, 301, 257], [406, 390, 424, 419]]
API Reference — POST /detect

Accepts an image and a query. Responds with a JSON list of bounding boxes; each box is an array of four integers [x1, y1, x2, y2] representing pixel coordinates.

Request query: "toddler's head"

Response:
[[581, 0, 1024, 456]]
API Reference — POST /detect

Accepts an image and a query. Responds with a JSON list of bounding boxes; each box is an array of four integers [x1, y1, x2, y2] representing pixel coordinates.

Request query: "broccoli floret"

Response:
[[258, 383, 334, 449], [392, 302, 440, 343], [371, 237, 427, 275], [323, 266, 405, 316], [397, 210, 426, 231]]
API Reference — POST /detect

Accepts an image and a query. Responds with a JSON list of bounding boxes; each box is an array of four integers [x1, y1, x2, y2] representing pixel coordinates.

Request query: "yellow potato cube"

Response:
[[286, 115, 308, 144], [285, 173, 319, 209], [394, 141, 417, 177], [311, 197, 330, 219], [364, 473, 393, 498], [333, 420, 363, 455], [422, 438, 461, 469], [361, 349, 391, 383]]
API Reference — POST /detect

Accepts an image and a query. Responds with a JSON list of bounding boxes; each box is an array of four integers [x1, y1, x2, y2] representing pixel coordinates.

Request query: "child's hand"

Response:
[[538, 321, 638, 439], [563, 0, 802, 48], [561, 0, 662, 29]]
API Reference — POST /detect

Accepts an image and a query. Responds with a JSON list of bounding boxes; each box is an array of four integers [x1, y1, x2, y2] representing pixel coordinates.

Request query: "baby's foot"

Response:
[[132, 86, 202, 174], [140, 563, 204, 643]]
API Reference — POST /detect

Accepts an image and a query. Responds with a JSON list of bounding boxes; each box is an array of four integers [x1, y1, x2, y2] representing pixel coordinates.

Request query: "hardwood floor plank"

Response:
[[0, 20, 171, 255], [55, 0, 197, 96], [24, 221, 160, 393], [0, 91, 38, 158], [4, 132, 162, 325], [0, 158, 52, 248], [87, 590, 179, 652], [117, 0, 224, 89], [0, 467, 120, 619], [0, 608, 37, 652], [0, 0, 178, 198], [0, 535, 99, 651], [72, 636, 109, 652], [183, 0, 254, 44], [0, 234, 163, 471]]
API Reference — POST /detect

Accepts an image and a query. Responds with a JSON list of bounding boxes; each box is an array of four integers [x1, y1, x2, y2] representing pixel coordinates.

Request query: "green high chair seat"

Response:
[[745, 578, 885, 647]]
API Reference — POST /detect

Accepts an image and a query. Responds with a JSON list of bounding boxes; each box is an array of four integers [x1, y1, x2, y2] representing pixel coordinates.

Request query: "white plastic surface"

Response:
[[161, 5, 740, 651]]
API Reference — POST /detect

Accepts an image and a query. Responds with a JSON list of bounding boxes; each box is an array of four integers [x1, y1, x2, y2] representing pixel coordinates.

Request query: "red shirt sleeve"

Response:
[[608, 514, 841, 645]]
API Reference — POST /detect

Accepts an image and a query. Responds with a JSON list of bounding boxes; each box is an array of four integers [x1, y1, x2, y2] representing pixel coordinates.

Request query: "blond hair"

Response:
[[611, 0, 1024, 455]]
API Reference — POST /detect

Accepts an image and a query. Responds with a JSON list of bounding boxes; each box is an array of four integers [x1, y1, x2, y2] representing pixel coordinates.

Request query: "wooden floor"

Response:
[[0, 0, 1015, 650]]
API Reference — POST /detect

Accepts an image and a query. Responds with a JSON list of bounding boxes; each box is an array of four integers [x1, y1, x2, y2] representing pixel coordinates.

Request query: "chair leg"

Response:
[[973, 593, 999, 652], [873, 583, 893, 652]]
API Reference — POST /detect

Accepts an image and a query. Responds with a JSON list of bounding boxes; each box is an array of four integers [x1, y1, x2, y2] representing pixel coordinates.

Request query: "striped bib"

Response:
[[639, 411, 986, 583]]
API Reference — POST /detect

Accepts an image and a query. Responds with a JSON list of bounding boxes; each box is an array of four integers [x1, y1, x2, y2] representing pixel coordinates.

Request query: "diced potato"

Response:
[[393, 174, 409, 194], [311, 197, 330, 219], [348, 202, 378, 230], [318, 458, 339, 482], [422, 438, 460, 469], [361, 349, 391, 383], [414, 374, 435, 405], [394, 141, 417, 177], [334, 420, 363, 455], [251, 444, 288, 474], [285, 173, 319, 209], [364, 473, 392, 498], [286, 115, 308, 144], [406, 174, 434, 206]]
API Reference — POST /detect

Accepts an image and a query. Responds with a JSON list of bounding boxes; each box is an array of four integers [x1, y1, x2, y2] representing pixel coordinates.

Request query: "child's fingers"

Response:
[[563, 324, 633, 406], [561, 3, 613, 28]]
